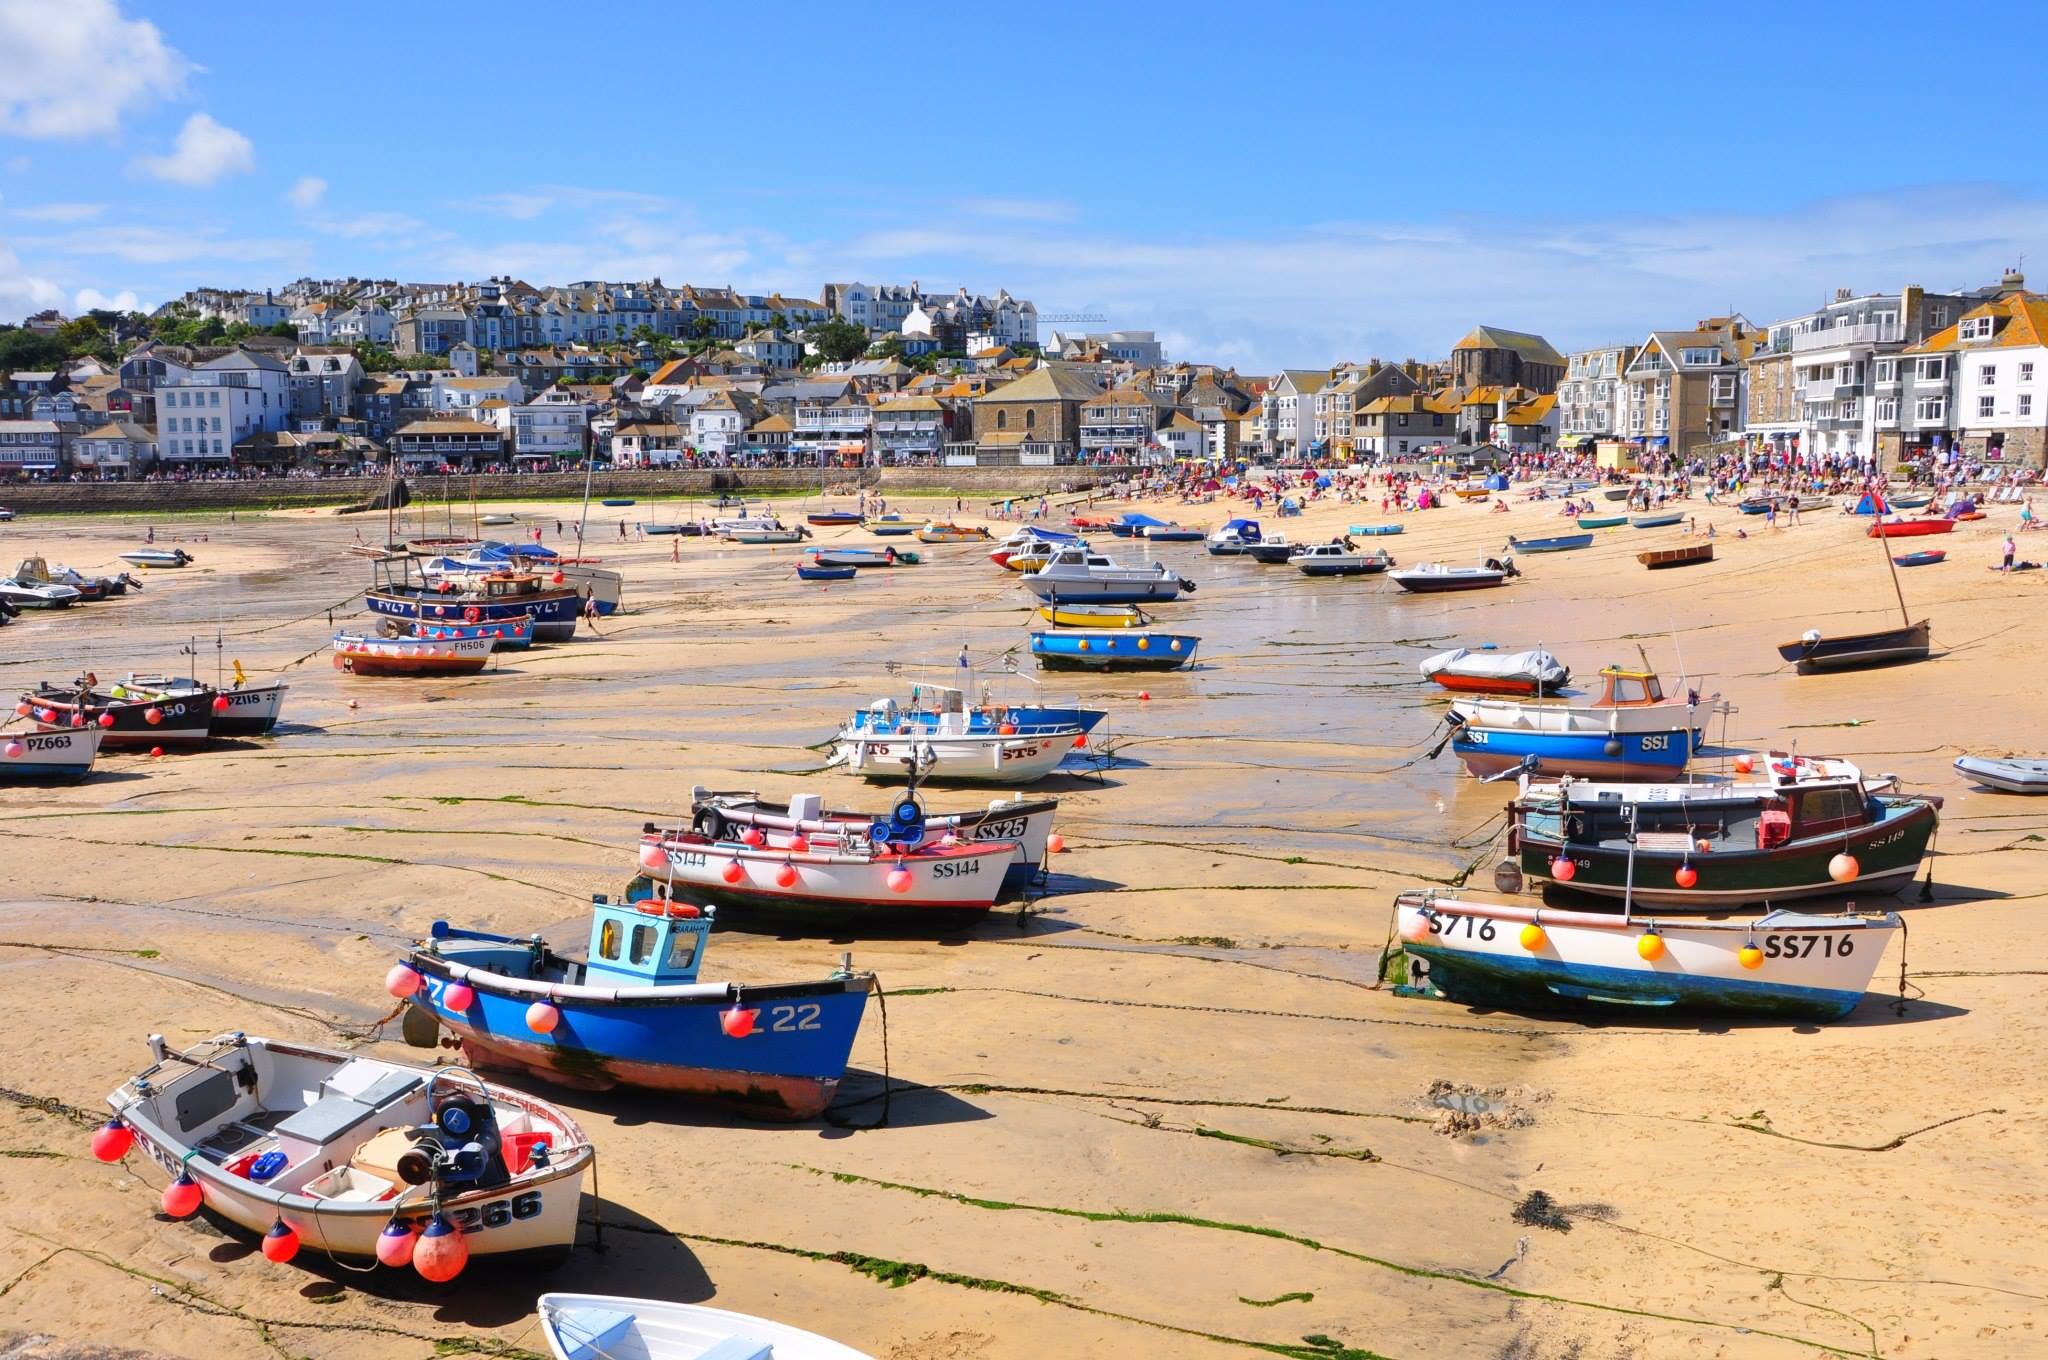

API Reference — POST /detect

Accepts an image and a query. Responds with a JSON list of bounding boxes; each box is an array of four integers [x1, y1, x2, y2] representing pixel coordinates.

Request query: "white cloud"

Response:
[[10, 202, 106, 223], [131, 113, 255, 187], [0, 242, 65, 320], [18, 223, 304, 266], [286, 176, 327, 210], [0, 0, 190, 139], [955, 197, 1077, 224], [74, 286, 140, 313], [310, 211, 428, 241]]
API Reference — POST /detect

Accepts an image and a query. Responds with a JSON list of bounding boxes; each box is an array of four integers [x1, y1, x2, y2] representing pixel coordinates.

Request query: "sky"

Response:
[[4, 1, 2048, 371]]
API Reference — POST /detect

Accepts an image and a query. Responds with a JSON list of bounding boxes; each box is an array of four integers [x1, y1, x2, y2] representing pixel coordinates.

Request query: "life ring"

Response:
[[463, 607, 482, 623], [692, 807, 726, 842]]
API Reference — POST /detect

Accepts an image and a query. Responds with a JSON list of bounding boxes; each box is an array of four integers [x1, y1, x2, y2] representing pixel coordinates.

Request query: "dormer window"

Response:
[[1960, 316, 1995, 341]]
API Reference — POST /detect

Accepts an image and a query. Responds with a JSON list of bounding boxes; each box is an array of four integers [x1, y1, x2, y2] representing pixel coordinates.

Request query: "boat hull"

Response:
[[1640, 545, 1713, 569], [406, 964, 869, 1120], [1777, 619, 1930, 673], [1508, 535, 1593, 553], [369, 588, 579, 641], [333, 634, 494, 676], [695, 795, 1055, 898], [1023, 576, 1189, 604], [1953, 755, 2048, 793], [1031, 631, 1196, 671], [833, 732, 1076, 783], [412, 615, 535, 649], [539, 1294, 874, 1360], [28, 690, 215, 747], [1452, 725, 1703, 779], [1867, 519, 1955, 538], [208, 682, 289, 736], [641, 838, 1009, 918], [0, 727, 101, 779], [1391, 571, 1506, 593]]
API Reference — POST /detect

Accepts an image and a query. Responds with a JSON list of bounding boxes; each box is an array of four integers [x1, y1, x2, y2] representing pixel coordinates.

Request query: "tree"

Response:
[[689, 315, 717, 340], [57, 316, 113, 361], [804, 317, 869, 364], [354, 342, 401, 373], [0, 327, 67, 370]]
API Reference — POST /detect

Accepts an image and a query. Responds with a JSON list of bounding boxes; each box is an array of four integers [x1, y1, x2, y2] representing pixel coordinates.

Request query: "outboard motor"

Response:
[[396, 1095, 510, 1191]]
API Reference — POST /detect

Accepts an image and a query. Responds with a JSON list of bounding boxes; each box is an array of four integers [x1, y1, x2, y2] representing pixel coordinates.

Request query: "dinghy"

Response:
[[477, 513, 517, 526], [1892, 550, 1945, 567], [600, 498, 636, 508], [1419, 648, 1568, 697], [399, 903, 872, 1119], [686, 786, 1058, 898], [916, 522, 992, 543], [1390, 560, 1517, 593], [1868, 517, 1954, 538], [1037, 603, 1148, 629], [805, 510, 862, 526], [1778, 619, 1930, 673], [0, 725, 102, 780], [1031, 628, 1198, 671], [1506, 533, 1592, 554], [1292, 543, 1395, 576], [1510, 754, 1940, 908], [540, 1294, 872, 1360], [808, 547, 917, 568], [1954, 754, 2048, 793], [1023, 544, 1195, 604], [1348, 524, 1404, 536], [1639, 543, 1714, 569], [100, 1032, 591, 1271], [333, 632, 495, 676], [1395, 891, 1901, 1022], [1140, 523, 1205, 542], [1445, 667, 1717, 780], [1575, 515, 1627, 529], [866, 517, 917, 537], [726, 526, 808, 545], [796, 564, 857, 582], [1630, 512, 1684, 528]]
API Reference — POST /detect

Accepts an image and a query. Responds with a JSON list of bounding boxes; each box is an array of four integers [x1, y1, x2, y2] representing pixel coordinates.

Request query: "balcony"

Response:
[[1791, 321, 1900, 353]]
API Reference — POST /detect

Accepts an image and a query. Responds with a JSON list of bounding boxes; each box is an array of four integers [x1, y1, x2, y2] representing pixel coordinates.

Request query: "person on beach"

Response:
[[2022, 497, 2037, 531], [2003, 536, 2017, 572], [582, 590, 601, 631]]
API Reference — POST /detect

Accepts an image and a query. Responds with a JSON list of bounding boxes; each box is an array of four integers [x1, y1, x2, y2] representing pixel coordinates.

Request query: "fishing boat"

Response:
[[916, 521, 992, 543], [1630, 512, 1684, 528], [989, 526, 1081, 566], [808, 547, 918, 568], [1390, 560, 1517, 593], [1140, 523, 1205, 542], [0, 726, 103, 780], [685, 786, 1058, 898], [1780, 504, 1934, 673], [1420, 648, 1568, 697], [1509, 754, 1941, 908], [1506, 533, 1592, 554], [540, 1295, 873, 1360], [1207, 518, 1262, 554], [1023, 544, 1195, 604], [1868, 517, 1955, 538], [636, 815, 1014, 920], [832, 686, 1091, 784], [0, 576, 80, 609], [866, 516, 917, 537], [100, 1032, 592, 1270], [25, 677, 217, 747], [1443, 667, 1717, 780], [398, 903, 872, 1119], [333, 632, 495, 677], [368, 561, 581, 642], [408, 614, 535, 649], [1244, 535, 1299, 563], [1292, 543, 1395, 576], [520, 558, 623, 616], [1348, 524, 1404, 536], [1031, 628, 1197, 671], [114, 669, 290, 736], [1394, 890, 1901, 1022], [1953, 755, 2048, 793], [118, 547, 193, 569], [1576, 515, 1628, 529], [726, 526, 808, 545], [1639, 543, 1714, 570], [1037, 602, 1147, 629], [806, 510, 863, 526], [14, 556, 139, 599], [796, 564, 857, 582], [1892, 549, 1946, 567]]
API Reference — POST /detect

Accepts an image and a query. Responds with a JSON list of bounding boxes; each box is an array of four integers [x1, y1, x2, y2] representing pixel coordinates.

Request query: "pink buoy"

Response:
[[525, 1001, 560, 1034], [442, 982, 475, 1011], [1829, 852, 1860, 883], [384, 964, 422, 999], [639, 841, 666, 872], [886, 865, 914, 894], [161, 1172, 202, 1218], [1734, 754, 1756, 774], [11, 702, 26, 718], [3, 742, 21, 759], [412, 1214, 467, 1282], [720, 860, 745, 884], [1400, 912, 1433, 944], [719, 1005, 757, 1038], [375, 1219, 418, 1268], [90, 1120, 133, 1162], [1047, 833, 1066, 854], [70, 714, 84, 728], [1550, 856, 1576, 882]]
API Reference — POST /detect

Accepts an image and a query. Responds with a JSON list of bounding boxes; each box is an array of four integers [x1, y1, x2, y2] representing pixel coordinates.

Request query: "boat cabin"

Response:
[[583, 894, 709, 987], [1589, 667, 1671, 709], [1547, 775, 1881, 852], [1219, 518, 1261, 542], [1041, 545, 1119, 571]]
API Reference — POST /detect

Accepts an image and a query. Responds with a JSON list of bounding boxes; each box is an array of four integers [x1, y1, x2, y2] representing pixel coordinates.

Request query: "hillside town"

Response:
[[3, 266, 2045, 482]]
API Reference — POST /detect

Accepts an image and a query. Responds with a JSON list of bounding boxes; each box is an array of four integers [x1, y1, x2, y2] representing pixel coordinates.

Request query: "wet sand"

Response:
[[0, 485, 2043, 1359]]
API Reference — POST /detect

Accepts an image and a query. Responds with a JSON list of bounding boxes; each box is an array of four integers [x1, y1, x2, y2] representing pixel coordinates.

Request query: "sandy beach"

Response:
[[0, 482, 2043, 1360]]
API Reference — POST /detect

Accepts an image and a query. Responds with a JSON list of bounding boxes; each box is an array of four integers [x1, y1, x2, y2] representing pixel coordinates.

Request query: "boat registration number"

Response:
[[665, 850, 708, 868], [931, 858, 982, 879], [1415, 909, 1496, 940], [1762, 934, 1856, 959], [21, 733, 77, 752], [1639, 735, 1671, 751], [971, 817, 1028, 841], [1001, 745, 1042, 761]]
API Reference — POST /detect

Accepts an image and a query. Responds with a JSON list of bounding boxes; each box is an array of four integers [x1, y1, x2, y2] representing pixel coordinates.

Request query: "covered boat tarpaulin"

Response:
[[1484, 473, 1510, 491]]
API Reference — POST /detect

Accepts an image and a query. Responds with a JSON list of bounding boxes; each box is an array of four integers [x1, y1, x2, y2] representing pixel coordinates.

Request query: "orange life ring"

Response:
[[463, 607, 482, 623]]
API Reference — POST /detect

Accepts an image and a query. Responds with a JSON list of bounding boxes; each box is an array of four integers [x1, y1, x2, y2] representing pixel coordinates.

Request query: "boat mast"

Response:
[[1877, 518, 1912, 629], [1622, 803, 1639, 926], [575, 455, 595, 553]]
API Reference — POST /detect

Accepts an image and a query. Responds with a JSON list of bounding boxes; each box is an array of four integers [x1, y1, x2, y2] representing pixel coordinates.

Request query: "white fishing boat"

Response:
[[831, 694, 1081, 784], [540, 1294, 872, 1360], [0, 725, 103, 781], [1022, 544, 1194, 605], [1395, 890, 1901, 1022], [637, 819, 1014, 921], [686, 787, 1056, 897], [99, 1033, 592, 1272], [1953, 755, 2048, 794]]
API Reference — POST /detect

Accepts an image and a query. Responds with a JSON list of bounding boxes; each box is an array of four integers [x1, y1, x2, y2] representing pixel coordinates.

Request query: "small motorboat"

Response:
[[118, 669, 290, 736], [832, 686, 1095, 784], [1244, 535, 1298, 563], [1106, 513, 1166, 538], [866, 517, 917, 537], [1506, 533, 1592, 554], [1640, 543, 1714, 570], [1037, 603, 1147, 629], [477, 513, 517, 526], [333, 632, 495, 676], [0, 577, 81, 609], [1292, 543, 1394, 576], [0, 726, 103, 781], [1446, 666, 1716, 780], [808, 547, 918, 568], [1868, 517, 1955, 539], [796, 564, 857, 582], [1452, 486, 1493, 500], [1348, 524, 1404, 536], [1954, 755, 2048, 794], [1890, 493, 1935, 509], [1207, 518, 1262, 554], [726, 526, 808, 545], [101, 1033, 592, 1271], [1023, 544, 1194, 604], [1420, 648, 1568, 697], [26, 676, 218, 747], [1031, 628, 1197, 671], [399, 901, 873, 1120], [540, 1294, 873, 1360], [916, 522, 992, 543], [1630, 512, 1684, 528], [1395, 891, 1902, 1023], [1777, 619, 1930, 674], [14, 556, 139, 599], [1390, 560, 1517, 593], [806, 509, 863, 526], [118, 548, 193, 569], [1140, 523, 1205, 542], [1576, 515, 1628, 529], [1892, 549, 1946, 567]]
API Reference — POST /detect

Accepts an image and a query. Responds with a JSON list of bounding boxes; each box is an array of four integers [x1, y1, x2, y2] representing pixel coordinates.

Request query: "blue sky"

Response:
[[4, 1, 2048, 370]]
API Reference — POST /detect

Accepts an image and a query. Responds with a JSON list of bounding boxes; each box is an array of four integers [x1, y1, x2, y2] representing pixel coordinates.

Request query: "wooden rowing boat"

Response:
[[1639, 543, 1713, 569]]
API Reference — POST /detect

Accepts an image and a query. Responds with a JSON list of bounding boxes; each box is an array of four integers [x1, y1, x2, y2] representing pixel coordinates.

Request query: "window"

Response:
[[1874, 359, 1896, 383], [665, 928, 699, 971], [1915, 396, 1945, 422], [1915, 357, 1946, 382], [1876, 398, 1898, 423], [1981, 364, 1997, 385], [629, 923, 656, 965], [1979, 395, 1995, 418], [2023, 363, 2035, 382], [2022, 395, 2035, 417], [995, 410, 1007, 430], [1680, 347, 1719, 366], [1960, 316, 1992, 340]]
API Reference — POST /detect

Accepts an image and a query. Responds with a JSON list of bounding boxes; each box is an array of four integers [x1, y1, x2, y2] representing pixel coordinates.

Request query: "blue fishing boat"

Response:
[[1348, 523, 1404, 536], [1443, 668, 1719, 780], [366, 561, 582, 641], [1506, 533, 1593, 553], [1030, 629, 1197, 672], [410, 612, 535, 649], [398, 903, 873, 1121], [1630, 512, 1684, 528], [796, 564, 857, 582]]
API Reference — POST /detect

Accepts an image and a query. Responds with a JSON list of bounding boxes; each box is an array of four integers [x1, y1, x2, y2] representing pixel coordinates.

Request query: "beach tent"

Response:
[[1850, 492, 1886, 515]]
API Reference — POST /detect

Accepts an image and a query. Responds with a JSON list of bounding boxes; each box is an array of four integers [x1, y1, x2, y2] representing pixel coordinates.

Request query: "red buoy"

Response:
[[90, 1120, 133, 1163], [161, 1172, 202, 1218], [98, 713, 115, 728], [412, 1214, 467, 1281], [375, 1219, 418, 1268], [261, 1218, 300, 1263], [211, 696, 230, 715], [720, 1005, 757, 1038], [721, 860, 745, 884], [144, 707, 163, 725]]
